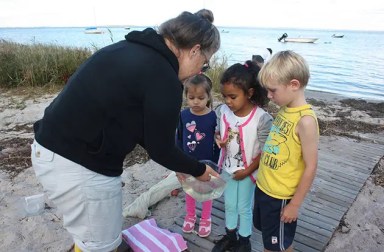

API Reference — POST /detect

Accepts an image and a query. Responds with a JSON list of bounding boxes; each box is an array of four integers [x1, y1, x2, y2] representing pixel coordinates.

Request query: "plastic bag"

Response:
[[180, 160, 226, 202]]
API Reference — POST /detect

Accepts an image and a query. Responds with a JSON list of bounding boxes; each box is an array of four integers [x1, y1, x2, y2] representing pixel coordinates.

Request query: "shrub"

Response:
[[205, 54, 228, 94], [0, 39, 91, 88]]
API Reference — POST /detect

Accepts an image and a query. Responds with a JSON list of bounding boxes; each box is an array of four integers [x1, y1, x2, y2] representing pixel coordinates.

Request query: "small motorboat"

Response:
[[332, 34, 344, 38], [84, 27, 104, 34], [278, 33, 318, 43]]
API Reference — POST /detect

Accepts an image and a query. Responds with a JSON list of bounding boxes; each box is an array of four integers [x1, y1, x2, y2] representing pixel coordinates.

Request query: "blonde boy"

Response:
[[253, 50, 319, 252]]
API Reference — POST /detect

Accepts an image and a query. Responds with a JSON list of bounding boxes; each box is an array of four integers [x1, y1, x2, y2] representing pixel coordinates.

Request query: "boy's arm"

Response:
[[281, 115, 319, 223]]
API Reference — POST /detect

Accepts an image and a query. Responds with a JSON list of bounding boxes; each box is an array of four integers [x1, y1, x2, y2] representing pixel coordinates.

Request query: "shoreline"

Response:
[[306, 89, 384, 103]]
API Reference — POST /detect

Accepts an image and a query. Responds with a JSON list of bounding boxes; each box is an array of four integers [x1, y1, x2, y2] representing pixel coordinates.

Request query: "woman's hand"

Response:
[[175, 172, 186, 183], [195, 165, 220, 182]]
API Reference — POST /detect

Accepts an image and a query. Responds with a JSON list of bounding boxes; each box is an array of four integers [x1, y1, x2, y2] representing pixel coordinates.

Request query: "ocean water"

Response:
[[1, 26, 383, 101]]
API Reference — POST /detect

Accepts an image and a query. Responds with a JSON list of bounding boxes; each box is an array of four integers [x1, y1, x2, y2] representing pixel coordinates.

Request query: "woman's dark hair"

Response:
[[220, 60, 269, 107], [184, 74, 213, 108], [158, 9, 220, 54]]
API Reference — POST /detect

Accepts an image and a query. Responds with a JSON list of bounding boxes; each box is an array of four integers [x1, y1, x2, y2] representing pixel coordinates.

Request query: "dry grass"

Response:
[[0, 39, 91, 88]]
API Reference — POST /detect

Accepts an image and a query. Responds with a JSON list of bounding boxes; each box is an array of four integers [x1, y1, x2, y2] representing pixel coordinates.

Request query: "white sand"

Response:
[[0, 90, 383, 251]]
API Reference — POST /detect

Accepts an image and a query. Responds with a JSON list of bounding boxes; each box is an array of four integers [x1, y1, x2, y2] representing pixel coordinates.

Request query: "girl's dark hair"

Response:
[[184, 74, 213, 108], [220, 60, 269, 107], [158, 9, 220, 54]]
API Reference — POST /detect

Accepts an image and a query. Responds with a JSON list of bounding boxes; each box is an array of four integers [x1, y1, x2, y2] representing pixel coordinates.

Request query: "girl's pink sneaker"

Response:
[[182, 215, 196, 233], [198, 218, 211, 237]]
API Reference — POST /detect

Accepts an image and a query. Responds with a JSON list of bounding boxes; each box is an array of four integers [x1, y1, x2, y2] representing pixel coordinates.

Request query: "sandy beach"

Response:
[[0, 88, 383, 251]]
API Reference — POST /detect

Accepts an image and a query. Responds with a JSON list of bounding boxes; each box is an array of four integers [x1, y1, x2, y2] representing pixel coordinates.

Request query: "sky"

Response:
[[0, 0, 383, 31]]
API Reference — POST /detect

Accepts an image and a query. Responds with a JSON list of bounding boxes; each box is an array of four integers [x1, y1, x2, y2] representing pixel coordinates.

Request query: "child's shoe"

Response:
[[198, 218, 211, 237], [234, 235, 251, 252], [212, 228, 238, 252], [182, 215, 196, 233]]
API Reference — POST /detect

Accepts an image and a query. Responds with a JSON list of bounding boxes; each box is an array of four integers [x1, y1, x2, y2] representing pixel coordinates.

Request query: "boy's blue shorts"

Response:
[[253, 185, 297, 251]]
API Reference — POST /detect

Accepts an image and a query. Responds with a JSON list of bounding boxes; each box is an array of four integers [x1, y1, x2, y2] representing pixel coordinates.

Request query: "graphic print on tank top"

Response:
[[224, 125, 244, 169], [261, 113, 291, 170], [185, 120, 206, 153]]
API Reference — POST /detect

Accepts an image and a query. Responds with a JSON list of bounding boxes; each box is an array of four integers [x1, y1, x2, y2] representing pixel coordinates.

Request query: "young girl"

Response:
[[176, 74, 220, 238], [212, 61, 272, 252]]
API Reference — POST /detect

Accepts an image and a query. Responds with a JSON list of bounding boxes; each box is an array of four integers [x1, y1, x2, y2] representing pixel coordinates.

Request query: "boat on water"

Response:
[[278, 33, 318, 43], [84, 27, 104, 34], [332, 34, 344, 38], [221, 29, 229, 33]]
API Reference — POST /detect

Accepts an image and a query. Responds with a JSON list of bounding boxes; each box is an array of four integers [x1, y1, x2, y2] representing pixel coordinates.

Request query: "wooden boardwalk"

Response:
[[168, 135, 384, 251]]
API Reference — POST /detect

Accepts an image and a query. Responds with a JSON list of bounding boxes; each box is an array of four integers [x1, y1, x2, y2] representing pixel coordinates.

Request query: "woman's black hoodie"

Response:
[[33, 28, 206, 177]]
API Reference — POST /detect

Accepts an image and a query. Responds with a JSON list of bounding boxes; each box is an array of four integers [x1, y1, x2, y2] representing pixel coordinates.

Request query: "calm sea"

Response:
[[1, 27, 383, 101]]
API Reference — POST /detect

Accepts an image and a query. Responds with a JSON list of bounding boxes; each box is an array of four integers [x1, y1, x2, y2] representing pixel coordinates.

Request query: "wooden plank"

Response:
[[311, 182, 357, 201], [318, 161, 369, 184], [301, 203, 343, 223], [293, 232, 325, 251], [318, 157, 373, 176], [319, 150, 381, 169], [318, 158, 373, 177], [318, 157, 368, 175], [303, 197, 346, 215], [318, 136, 384, 153], [313, 176, 361, 195], [299, 212, 339, 231], [306, 195, 349, 213], [316, 169, 362, 189], [318, 151, 369, 165], [320, 145, 383, 160], [293, 240, 320, 252], [295, 225, 329, 243], [296, 218, 334, 238], [319, 149, 383, 165], [337, 143, 384, 157], [168, 225, 212, 252], [313, 190, 355, 208]]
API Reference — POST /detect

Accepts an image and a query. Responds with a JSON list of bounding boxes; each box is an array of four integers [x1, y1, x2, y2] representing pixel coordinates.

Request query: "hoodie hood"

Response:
[[125, 28, 179, 73]]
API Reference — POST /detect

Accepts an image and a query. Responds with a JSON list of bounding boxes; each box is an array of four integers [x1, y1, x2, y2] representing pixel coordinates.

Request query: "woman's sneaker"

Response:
[[182, 215, 196, 233], [198, 218, 211, 237]]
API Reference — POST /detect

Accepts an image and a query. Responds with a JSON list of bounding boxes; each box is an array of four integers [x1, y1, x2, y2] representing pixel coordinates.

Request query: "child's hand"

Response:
[[232, 169, 248, 180], [280, 203, 299, 223], [215, 135, 227, 148]]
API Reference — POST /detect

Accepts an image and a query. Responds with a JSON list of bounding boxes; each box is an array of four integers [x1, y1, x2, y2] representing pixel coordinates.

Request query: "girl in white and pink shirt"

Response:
[[213, 60, 272, 252]]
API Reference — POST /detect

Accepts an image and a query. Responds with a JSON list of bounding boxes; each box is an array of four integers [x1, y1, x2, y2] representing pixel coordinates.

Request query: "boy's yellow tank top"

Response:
[[256, 104, 318, 199]]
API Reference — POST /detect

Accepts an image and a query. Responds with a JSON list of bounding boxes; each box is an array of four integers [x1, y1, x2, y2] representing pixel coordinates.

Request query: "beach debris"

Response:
[[123, 172, 180, 219]]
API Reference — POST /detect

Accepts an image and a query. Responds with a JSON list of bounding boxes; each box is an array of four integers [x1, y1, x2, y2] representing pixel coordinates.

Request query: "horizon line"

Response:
[[0, 25, 383, 33]]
